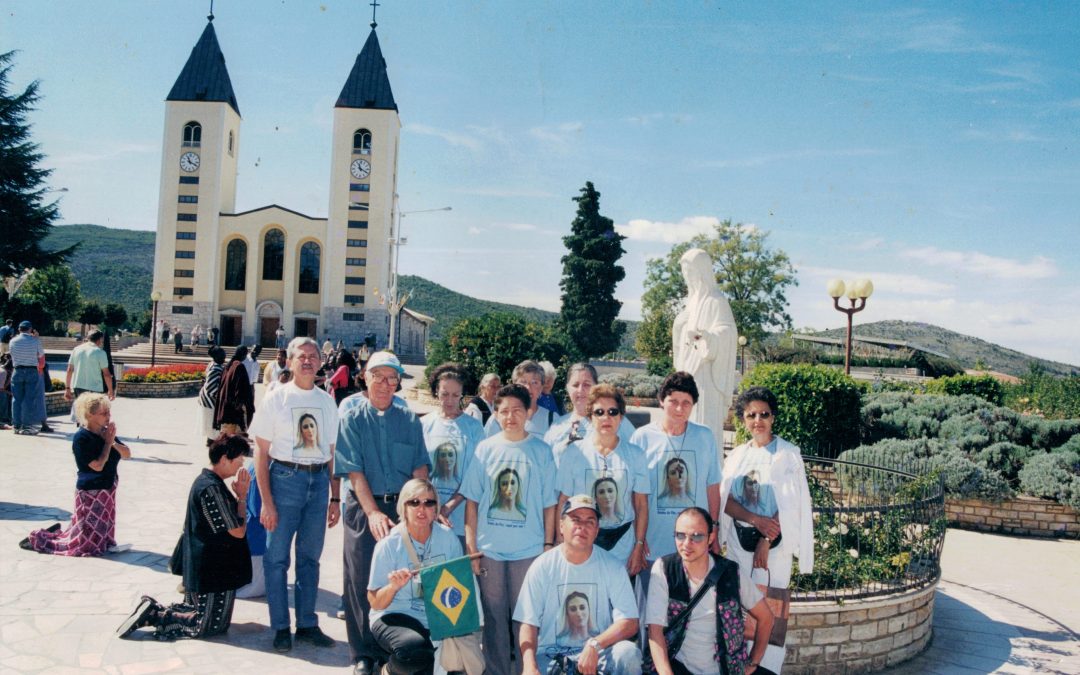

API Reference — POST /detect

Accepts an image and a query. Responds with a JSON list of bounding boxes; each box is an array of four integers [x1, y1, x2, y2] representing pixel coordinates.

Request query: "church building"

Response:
[[150, 14, 419, 351]]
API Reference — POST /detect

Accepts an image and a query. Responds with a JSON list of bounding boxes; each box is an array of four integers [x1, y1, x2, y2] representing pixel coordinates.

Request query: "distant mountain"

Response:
[[44, 224, 155, 318], [814, 320, 1076, 378]]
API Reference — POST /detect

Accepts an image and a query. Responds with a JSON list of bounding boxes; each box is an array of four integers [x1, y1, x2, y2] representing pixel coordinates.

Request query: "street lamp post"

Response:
[[383, 200, 451, 352], [150, 290, 162, 367], [827, 278, 874, 375], [738, 335, 748, 375]]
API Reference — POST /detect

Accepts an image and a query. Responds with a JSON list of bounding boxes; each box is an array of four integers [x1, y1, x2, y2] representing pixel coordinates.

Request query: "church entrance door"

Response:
[[259, 318, 279, 348], [220, 315, 243, 346], [294, 318, 317, 339]]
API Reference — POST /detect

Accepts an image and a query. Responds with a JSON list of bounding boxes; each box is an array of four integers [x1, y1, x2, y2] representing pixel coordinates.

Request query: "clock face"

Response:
[[350, 158, 371, 179], [180, 152, 200, 172]]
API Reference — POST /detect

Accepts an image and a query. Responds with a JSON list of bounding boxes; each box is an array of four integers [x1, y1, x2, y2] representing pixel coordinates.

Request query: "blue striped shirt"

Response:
[[8, 333, 44, 367]]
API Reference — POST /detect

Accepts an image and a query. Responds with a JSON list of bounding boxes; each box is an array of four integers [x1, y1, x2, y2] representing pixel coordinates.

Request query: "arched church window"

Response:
[[262, 229, 284, 281], [224, 239, 247, 291], [228, 130, 234, 155], [298, 242, 320, 294], [183, 122, 202, 147], [353, 129, 372, 155]]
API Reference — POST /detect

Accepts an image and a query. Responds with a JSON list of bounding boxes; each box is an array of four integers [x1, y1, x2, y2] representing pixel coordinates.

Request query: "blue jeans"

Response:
[[263, 461, 329, 631], [541, 641, 641, 675], [11, 368, 43, 429]]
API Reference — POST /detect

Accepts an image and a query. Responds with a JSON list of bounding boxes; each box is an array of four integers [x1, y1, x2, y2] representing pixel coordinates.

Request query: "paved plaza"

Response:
[[1, 374, 1078, 674]]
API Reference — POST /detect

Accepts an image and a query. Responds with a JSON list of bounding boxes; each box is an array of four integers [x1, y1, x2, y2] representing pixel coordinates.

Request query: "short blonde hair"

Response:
[[396, 478, 439, 521], [74, 392, 110, 426]]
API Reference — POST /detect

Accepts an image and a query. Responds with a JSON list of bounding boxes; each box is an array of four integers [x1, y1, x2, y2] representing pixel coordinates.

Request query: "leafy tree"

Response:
[[425, 313, 571, 393], [635, 308, 674, 375], [558, 182, 626, 359], [102, 303, 128, 334], [19, 264, 82, 325], [0, 51, 76, 278], [79, 301, 105, 327], [640, 219, 797, 358], [0, 287, 49, 333]]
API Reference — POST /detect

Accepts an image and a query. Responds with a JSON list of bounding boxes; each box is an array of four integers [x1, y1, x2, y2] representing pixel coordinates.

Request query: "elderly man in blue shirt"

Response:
[[8, 321, 45, 435], [334, 351, 430, 675]]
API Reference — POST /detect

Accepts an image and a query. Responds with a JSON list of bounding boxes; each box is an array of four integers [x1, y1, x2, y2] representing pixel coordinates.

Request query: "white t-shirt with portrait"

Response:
[[249, 381, 339, 464]]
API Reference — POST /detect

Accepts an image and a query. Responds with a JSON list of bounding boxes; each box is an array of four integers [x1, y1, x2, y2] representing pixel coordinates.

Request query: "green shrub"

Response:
[[925, 374, 1006, 405], [840, 438, 1012, 501], [738, 364, 862, 457], [975, 442, 1033, 488], [1018, 451, 1080, 510], [598, 372, 665, 400], [1005, 366, 1080, 420], [1052, 434, 1080, 455]]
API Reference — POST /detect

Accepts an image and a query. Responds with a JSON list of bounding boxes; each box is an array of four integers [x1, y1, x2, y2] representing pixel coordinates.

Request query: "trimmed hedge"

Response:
[[738, 364, 862, 457], [926, 374, 1005, 405], [598, 372, 665, 400], [1019, 451, 1080, 510]]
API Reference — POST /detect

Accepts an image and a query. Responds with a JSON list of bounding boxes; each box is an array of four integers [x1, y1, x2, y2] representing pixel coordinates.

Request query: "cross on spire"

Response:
[[207, 0, 215, 22], [370, 0, 380, 28]]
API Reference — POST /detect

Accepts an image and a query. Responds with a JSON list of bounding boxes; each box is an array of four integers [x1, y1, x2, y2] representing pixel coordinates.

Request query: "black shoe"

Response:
[[40, 424, 54, 433], [117, 597, 158, 638], [352, 657, 375, 675], [18, 537, 32, 550], [46, 523, 62, 533], [272, 628, 292, 653], [294, 625, 334, 648]]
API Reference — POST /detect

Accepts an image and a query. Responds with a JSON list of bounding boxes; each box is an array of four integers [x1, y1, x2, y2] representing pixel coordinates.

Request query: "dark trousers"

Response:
[[372, 613, 435, 675], [343, 489, 398, 663]]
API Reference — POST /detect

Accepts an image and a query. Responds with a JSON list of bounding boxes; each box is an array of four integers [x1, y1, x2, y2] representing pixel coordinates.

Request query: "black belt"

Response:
[[273, 459, 330, 473], [14, 365, 37, 369], [373, 493, 399, 503]]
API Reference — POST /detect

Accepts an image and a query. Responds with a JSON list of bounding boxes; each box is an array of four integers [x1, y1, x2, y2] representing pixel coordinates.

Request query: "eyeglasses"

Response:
[[370, 374, 400, 386], [592, 408, 620, 418], [405, 499, 438, 508], [744, 411, 772, 420], [674, 531, 707, 544]]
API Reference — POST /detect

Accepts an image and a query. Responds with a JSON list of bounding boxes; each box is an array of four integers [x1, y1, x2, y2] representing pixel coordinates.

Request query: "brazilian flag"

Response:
[[419, 555, 481, 640]]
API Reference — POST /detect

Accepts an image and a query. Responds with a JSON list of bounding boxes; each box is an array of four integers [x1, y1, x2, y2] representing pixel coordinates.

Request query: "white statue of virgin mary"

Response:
[[672, 248, 739, 452]]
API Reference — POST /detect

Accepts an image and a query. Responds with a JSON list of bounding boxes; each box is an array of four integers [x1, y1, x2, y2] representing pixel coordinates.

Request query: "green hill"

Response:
[[814, 320, 1076, 378], [44, 224, 155, 318]]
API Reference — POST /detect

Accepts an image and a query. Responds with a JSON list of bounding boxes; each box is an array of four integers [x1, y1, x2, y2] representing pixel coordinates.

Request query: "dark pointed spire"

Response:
[[167, 21, 240, 115], [336, 28, 397, 111]]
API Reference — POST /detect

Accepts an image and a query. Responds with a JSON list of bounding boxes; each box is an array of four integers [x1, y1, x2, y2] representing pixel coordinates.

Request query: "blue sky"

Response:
[[8, 2, 1079, 365]]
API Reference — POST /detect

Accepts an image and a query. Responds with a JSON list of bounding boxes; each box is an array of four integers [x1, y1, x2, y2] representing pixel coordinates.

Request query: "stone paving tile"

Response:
[[3, 383, 1078, 674]]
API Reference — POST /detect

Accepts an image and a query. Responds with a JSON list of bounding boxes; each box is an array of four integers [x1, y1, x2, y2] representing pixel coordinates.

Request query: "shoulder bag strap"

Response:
[[668, 560, 724, 633]]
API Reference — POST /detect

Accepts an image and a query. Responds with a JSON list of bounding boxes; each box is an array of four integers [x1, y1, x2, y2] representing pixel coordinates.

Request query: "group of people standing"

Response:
[[99, 336, 812, 675]]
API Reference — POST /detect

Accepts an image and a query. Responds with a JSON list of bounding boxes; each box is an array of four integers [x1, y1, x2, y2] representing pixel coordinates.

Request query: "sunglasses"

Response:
[[744, 411, 772, 420], [405, 499, 438, 508], [674, 531, 708, 544], [592, 407, 621, 418]]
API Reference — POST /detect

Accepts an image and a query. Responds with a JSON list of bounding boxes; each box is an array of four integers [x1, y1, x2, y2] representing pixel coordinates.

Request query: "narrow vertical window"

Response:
[[224, 239, 247, 291], [183, 121, 202, 147], [353, 128, 372, 155], [298, 242, 320, 294], [262, 228, 284, 280]]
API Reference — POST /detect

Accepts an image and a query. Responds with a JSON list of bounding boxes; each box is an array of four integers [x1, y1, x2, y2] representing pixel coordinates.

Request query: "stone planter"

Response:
[[785, 582, 936, 674], [116, 379, 203, 398], [45, 391, 72, 416], [946, 495, 1078, 539]]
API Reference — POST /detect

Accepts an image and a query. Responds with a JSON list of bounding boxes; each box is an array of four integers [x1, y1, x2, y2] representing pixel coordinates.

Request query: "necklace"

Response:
[[664, 423, 688, 461]]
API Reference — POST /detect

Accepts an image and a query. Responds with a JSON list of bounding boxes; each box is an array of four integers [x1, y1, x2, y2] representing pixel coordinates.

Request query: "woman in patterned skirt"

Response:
[[21, 392, 131, 556], [117, 434, 252, 640]]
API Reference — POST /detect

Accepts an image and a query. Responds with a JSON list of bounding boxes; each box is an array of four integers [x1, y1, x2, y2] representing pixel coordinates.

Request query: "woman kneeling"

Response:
[[117, 434, 252, 640], [369, 478, 464, 674]]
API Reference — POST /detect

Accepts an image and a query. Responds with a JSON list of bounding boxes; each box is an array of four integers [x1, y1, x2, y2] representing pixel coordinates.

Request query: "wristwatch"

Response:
[[586, 638, 601, 652]]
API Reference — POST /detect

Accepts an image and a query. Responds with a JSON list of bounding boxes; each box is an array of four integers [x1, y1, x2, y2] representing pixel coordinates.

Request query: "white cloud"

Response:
[[851, 237, 885, 251], [623, 113, 693, 126], [899, 247, 1058, 280], [405, 123, 483, 152], [52, 142, 157, 167], [505, 223, 539, 232], [698, 147, 888, 169], [616, 216, 720, 244], [467, 226, 482, 236], [451, 187, 556, 198], [798, 265, 954, 296], [528, 122, 584, 154]]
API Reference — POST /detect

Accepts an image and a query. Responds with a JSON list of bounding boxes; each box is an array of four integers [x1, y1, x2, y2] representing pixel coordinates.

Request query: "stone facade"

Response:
[[784, 583, 936, 674], [946, 496, 1079, 538]]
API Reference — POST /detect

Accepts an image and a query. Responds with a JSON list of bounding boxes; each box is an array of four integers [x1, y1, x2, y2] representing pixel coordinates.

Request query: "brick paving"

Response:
[[1, 377, 1077, 674]]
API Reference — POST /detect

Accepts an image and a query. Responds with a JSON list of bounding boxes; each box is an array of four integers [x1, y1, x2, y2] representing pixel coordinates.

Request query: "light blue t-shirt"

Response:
[[513, 546, 639, 664], [555, 439, 651, 564], [459, 434, 557, 561], [367, 523, 463, 627], [631, 421, 721, 561], [545, 414, 636, 467], [422, 413, 486, 537]]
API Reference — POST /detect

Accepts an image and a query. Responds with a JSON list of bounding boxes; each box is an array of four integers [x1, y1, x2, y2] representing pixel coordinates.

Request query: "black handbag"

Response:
[[734, 520, 781, 552]]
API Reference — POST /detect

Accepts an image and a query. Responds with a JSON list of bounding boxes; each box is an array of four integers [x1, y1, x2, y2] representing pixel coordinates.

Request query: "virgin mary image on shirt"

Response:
[[292, 409, 324, 459], [556, 589, 598, 647], [488, 465, 527, 521]]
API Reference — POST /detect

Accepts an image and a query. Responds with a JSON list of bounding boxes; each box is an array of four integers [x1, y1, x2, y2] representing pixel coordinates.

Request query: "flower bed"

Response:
[[121, 363, 205, 384]]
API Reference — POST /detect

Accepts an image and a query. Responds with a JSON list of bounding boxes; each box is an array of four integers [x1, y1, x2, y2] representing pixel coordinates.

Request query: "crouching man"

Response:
[[514, 495, 640, 675]]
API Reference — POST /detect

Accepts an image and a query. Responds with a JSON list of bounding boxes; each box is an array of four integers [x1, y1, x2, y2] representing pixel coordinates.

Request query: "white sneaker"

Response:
[[108, 543, 132, 554]]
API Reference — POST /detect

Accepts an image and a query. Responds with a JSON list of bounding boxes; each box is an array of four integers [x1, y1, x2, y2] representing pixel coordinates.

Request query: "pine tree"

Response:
[[558, 182, 626, 359], [0, 51, 76, 279]]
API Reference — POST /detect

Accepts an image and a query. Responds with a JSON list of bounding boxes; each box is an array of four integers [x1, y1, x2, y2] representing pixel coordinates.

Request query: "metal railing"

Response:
[[790, 455, 946, 602]]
